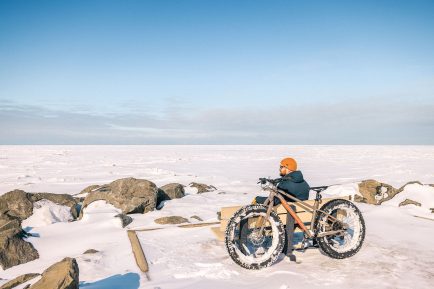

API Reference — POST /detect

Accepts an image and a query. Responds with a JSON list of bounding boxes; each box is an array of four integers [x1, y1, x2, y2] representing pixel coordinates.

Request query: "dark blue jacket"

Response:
[[255, 171, 310, 206], [277, 171, 310, 201]]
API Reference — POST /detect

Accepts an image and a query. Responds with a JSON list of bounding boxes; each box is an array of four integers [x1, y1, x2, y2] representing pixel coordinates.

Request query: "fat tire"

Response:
[[225, 204, 285, 270], [314, 199, 366, 259]]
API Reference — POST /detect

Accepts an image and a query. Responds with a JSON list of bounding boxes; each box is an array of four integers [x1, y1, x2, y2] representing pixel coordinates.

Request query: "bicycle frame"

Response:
[[256, 186, 346, 239]]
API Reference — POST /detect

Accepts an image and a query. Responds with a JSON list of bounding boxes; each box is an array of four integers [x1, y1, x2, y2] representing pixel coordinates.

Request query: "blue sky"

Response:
[[0, 0, 433, 144]]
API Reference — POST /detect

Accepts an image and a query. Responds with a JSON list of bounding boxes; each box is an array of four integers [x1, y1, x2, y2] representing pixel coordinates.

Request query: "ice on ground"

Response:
[[22, 199, 74, 228], [0, 146, 433, 289]]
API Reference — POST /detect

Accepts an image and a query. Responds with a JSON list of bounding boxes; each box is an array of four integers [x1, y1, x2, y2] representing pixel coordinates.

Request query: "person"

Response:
[[252, 157, 311, 259], [253, 157, 311, 205]]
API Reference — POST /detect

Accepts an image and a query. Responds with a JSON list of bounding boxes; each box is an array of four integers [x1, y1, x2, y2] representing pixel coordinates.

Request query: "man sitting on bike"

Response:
[[253, 157, 311, 205]]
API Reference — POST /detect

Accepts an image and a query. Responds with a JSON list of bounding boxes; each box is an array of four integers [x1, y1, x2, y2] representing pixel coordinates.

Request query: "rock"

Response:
[[80, 178, 158, 216], [114, 214, 133, 228], [190, 215, 203, 221], [0, 190, 34, 220], [431, 208, 434, 213], [0, 215, 39, 270], [399, 199, 422, 207], [189, 182, 217, 194], [30, 193, 79, 219], [357, 180, 424, 205], [154, 216, 189, 225], [0, 190, 79, 270], [29, 257, 79, 289], [0, 190, 79, 220], [0, 273, 40, 289], [83, 249, 99, 254], [157, 183, 185, 206], [78, 185, 101, 195]]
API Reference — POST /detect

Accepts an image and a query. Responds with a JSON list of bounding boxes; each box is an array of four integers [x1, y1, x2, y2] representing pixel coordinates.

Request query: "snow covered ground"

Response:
[[0, 145, 433, 289]]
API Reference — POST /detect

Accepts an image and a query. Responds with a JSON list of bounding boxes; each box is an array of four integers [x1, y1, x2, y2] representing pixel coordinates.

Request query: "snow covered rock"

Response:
[[0, 190, 78, 269], [188, 182, 217, 194], [398, 199, 422, 207], [157, 183, 185, 206], [28, 257, 79, 289], [382, 183, 434, 210], [0, 273, 39, 289], [80, 177, 158, 216], [0, 190, 79, 221], [0, 215, 39, 270], [30, 193, 79, 219], [357, 180, 424, 205], [154, 216, 189, 225], [22, 199, 74, 228]]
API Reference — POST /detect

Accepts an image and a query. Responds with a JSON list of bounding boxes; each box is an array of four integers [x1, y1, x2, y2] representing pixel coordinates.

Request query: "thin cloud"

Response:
[[0, 99, 433, 144]]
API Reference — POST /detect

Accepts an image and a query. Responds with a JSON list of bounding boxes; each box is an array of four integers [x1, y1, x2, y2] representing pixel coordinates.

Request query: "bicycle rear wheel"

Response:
[[314, 199, 365, 259]]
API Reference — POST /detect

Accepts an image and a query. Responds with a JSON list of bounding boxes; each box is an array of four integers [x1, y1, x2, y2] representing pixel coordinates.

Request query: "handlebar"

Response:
[[257, 177, 283, 186]]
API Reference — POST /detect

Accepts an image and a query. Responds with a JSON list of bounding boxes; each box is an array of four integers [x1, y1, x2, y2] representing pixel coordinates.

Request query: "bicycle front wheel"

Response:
[[224, 204, 285, 270]]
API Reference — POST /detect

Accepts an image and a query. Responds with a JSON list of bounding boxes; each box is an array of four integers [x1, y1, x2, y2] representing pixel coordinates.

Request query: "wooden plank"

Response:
[[127, 230, 149, 274], [210, 226, 225, 241], [220, 196, 350, 220], [132, 221, 220, 232], [178, 221, 221, 228]]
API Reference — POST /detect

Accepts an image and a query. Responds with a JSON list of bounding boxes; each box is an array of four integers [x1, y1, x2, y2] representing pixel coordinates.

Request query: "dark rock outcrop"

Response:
[[114, 213, 133, 228]]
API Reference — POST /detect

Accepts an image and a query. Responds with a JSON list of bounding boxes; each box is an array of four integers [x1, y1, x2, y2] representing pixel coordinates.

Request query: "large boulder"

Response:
[[0, 215, 39, 270], [0, 190, 78, 270], [81, 178, 158, 216], [0, 190, 33, 220], [157, 183, 185, 206], [29, 257, 79, 289], [0, 190, 79, 220], [357, 180, 424, 205]]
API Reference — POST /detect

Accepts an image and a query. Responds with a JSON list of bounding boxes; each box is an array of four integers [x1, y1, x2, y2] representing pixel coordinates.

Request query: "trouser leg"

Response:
[[282, 205, 296, 261]]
